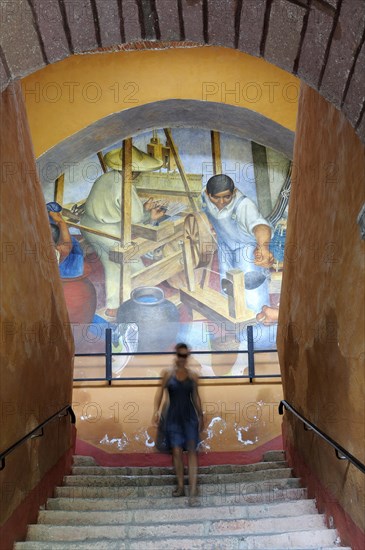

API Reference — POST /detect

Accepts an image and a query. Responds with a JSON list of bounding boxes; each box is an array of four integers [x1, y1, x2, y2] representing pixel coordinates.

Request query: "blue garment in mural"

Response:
[[59, 236, 84, 278], [270, 223, 286, 262]]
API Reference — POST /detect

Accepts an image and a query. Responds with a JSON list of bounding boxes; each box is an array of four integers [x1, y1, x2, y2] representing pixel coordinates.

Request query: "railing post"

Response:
[[247, 325, 255, 383], [105, 328, 112, 385]]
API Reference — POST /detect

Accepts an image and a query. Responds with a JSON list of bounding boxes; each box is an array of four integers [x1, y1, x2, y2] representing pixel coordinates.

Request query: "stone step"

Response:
[[16, 537, 238, 549], [263, 450, 286, 462], [63, 468, 293, 487], [15, 542, 352, 550], [55, 477, 302, 499], [72, 455, 97, 466], [47, 487, 308, 511], [239, 528, 341, 549], [39, 499, 317, 526], [71, 451, 287, 468], [26, 514, 326, 542], [71, 460, 289, 477]]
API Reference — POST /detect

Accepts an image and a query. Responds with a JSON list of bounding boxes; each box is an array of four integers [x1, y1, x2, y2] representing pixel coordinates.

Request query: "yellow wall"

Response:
[[22, 47, 298, 158]]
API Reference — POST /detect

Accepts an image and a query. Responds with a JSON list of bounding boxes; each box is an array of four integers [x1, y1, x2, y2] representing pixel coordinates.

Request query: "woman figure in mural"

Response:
[[48, 204, 84, 277], [153, 343, 203, 506], [80, 146, 165, 318], [202, 174, 274, 315]]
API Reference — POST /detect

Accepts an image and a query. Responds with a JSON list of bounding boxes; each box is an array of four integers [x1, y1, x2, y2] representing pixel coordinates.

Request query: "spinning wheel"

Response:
[[184, 213, 216, 269]]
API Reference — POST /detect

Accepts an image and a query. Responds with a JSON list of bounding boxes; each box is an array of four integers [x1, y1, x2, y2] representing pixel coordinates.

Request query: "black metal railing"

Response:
[[279, 400, 365, 474], [74, 325, 281, 384], [0, 405, 75, 471]]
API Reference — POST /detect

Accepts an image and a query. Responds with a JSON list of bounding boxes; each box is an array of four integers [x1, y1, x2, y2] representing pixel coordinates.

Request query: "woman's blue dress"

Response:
[[165, 375, 200, 451]]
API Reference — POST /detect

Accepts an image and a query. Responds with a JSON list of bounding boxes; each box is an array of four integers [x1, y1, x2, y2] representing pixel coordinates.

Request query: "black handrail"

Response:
[[0, 405, 75, 471], [279, 400, 365, 474], [74, 326, 281, 384]]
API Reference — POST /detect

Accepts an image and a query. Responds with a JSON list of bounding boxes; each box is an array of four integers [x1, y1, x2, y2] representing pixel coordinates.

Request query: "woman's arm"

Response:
[[192, 373, 204, 429], [152, 370, 169, 424]]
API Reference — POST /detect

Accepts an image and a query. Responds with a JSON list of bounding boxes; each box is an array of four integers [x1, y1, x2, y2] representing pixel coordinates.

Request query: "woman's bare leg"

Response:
[[187, 447, 198, 496], [172, 447, 184, 494]]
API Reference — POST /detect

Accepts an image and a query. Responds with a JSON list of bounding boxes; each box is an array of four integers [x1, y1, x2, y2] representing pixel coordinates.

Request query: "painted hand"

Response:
[[254, 245, 274, 268], [49, 211, 64, 223]]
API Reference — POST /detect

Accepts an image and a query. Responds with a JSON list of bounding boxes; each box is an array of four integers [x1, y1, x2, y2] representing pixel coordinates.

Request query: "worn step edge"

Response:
[[15, 543, 351, 550], [72, 456, 97, 466], [46, 487, 307, 511], [71, 461, 289, 476], [47, 487, 308, 511], [238, 528, 340, 549], [38, 499, 317, 525], [55, 477, 302, 499], [18, 537, 239, 550], [263, 450, 286, 462], [63, 468, 293, 487], [26, 515, 326, 541], [71, 452, 286, 467]]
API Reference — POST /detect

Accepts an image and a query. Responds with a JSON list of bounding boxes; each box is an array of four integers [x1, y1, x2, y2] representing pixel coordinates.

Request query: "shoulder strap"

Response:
[[231, 194, 246, 221], [201, 191, 208, 211]]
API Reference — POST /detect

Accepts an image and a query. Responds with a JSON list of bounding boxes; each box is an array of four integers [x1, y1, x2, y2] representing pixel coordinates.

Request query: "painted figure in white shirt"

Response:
[[202, 174, 274, 314]]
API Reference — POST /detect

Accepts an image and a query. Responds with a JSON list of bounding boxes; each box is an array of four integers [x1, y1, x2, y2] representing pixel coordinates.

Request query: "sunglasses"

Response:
[[176, 352, 189, 358]]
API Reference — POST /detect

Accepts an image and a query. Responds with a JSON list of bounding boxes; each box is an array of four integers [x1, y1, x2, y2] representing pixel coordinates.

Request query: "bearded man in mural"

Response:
[[80, 146, 164, 318], [203, 174, 274, 314]]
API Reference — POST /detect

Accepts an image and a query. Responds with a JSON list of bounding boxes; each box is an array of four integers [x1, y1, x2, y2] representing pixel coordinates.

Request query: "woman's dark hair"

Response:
[[206, 174, 235, 195], [50, 223, 60, 244], [175, 342, 189, 353]]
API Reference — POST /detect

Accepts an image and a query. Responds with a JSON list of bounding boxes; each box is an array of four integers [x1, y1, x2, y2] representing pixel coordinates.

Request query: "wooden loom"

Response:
[[179, 211, 257, 329], [55, 129, 258, 326], [55, 130, 200, 304]]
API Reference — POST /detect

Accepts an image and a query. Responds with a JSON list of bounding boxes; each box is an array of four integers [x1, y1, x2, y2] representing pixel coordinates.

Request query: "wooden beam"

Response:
[[109, 232, 184, 264], [54, 173, 65, 205], [251, 142, 272, 217], [181, 239, 196, 292], [65, 221, 121, 241], [131, 250, 183, 288], [131, 221, 174, 242], [134, 187, 201, 197], [226, 269, 247, 319], [120, 139, 133, 303], [180, 287, 256, 329], [97, 151, 108, 173], [211, 131, 222, 175], [164, 128, 197, 212]]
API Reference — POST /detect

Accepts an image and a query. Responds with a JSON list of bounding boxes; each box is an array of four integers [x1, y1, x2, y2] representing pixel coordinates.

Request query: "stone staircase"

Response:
[[15, 451, 351, 549]]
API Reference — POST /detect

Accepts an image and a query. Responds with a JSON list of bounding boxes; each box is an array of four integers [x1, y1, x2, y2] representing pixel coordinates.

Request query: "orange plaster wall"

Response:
[[21, 47, 299, 157], [0, 83, 75, 526], [277, 83, 365, 536]]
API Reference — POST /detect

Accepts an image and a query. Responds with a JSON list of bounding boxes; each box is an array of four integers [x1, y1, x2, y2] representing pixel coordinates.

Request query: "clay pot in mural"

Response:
[[117, 286, 180, 352], [61, 264, 97, 325]]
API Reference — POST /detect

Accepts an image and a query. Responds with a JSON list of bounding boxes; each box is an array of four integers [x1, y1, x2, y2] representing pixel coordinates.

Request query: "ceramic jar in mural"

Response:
[[117, 286, 180, 352], [61, 263, 97, 325]]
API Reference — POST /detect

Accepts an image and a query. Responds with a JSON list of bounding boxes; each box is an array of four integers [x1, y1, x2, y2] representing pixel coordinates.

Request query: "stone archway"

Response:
[[1, 0, 364, 142]]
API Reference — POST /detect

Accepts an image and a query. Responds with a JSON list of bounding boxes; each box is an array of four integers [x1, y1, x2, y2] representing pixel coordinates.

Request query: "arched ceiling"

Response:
[[1, 0, 364, 144], [36, 99, 295, 184]]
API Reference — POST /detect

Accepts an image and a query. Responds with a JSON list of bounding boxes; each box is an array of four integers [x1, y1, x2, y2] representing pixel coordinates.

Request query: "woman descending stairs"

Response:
[[15, 451, 351, 549]]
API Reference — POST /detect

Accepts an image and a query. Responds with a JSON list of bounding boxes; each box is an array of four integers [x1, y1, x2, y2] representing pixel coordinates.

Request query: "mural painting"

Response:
[[44, 128, 290, 378]]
